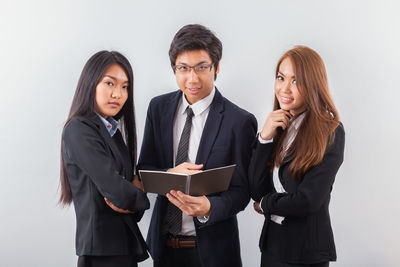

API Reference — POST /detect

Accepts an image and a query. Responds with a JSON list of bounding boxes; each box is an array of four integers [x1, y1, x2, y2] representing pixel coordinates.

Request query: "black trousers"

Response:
[[77, 255, 138, 267], [261, 252, 329, 267], [261, 221, 329, 267], [154, 246, 202, 267]]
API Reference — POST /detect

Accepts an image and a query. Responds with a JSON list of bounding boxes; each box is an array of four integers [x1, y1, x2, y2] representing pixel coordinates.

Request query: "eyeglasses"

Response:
[[174, 63, 213, 74]]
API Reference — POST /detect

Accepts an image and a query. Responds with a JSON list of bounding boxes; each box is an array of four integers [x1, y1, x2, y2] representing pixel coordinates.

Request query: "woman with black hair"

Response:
[[59, 50, 149, 267]]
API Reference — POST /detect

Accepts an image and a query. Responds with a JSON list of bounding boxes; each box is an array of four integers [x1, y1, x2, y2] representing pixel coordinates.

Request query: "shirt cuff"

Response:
[[258, 133, 273, 144], [197, 215, 209, 223], [259, 197, 264, 213]]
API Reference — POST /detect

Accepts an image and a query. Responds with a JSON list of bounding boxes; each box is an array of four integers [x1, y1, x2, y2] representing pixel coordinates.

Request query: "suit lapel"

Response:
[[113, 130, 133, 181], [160, 90, 181, 167], [195, 89, 224, 167], [279, 156, 295, 189], [91, 114, 129, 179]]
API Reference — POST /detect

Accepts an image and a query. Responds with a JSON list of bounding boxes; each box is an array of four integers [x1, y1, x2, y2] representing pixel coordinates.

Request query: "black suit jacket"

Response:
[[249, 124, 345, 264], [62, 114, 150, 261], [137, 89, 257, 267]]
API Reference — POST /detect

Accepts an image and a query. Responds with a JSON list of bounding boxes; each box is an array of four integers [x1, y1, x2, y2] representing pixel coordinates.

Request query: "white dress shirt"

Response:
[[259, 112, 306, 224], [172, 88, 215, 236]]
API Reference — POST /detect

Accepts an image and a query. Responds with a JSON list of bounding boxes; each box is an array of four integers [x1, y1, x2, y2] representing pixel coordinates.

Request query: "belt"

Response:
[[166, 235, 196, 248]]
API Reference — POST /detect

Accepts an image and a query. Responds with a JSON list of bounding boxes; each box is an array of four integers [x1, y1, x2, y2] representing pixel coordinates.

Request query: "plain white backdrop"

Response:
[[1, 0, 399, 266]]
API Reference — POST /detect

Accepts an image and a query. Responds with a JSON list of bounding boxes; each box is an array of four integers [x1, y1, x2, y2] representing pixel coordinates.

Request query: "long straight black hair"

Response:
[[59, 50, 137, 205]]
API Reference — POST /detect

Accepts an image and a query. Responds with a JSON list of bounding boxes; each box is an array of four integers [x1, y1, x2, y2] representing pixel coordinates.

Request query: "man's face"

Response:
[[174, 50, 219, 104]]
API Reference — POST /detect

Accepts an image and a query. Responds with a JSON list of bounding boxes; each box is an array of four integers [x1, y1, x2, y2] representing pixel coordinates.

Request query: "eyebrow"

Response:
[[176, 60, 210, 66], [103, 75, 129, 83], [278, 71, 295, 79]]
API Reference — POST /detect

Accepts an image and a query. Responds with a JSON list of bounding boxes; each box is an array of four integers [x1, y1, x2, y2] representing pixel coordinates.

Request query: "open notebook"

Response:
[[139, 164, 236, 196]]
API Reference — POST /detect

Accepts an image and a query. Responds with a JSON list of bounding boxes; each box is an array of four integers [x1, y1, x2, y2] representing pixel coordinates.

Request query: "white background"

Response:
[[1, 0, 399, 266]]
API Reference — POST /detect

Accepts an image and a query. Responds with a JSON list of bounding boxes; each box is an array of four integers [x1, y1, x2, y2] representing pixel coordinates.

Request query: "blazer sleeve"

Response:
[[260, 125, 345, 217], [63, 117, 150, 212], [205, 114, 257, 225], [248, 139, 275, 202]]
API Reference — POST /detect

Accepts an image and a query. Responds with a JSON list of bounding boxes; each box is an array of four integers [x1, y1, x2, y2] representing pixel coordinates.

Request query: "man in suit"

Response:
[[137, 24, 257, 267]]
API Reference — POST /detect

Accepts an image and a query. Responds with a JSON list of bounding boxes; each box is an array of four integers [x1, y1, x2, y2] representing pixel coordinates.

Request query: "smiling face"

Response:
[[274, 57, 306, 116], [95, 63, 129, 118], [174, 50, 219, 105]]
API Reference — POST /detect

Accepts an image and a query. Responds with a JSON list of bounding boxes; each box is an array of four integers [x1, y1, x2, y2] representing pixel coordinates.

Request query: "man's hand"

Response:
[[166, 190, 211, 217], [253, 201, 264, 215], [167, 162, 203, 175], [132, 175, 144, 191], [104, 198, 134, 214]]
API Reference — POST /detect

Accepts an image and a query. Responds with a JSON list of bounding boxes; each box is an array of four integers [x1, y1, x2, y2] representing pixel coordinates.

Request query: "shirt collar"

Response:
[[96, 113, 119, 137], [291, 111, 307, 130], [179, 87, 215, 117]]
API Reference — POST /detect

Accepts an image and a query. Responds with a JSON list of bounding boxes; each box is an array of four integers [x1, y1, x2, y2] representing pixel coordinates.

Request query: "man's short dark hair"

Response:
[[169, 24, 223, 80]]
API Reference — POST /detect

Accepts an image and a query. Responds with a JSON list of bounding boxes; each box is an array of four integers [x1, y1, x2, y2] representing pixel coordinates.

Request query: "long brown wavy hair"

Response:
[[271, 46, 340, 179]]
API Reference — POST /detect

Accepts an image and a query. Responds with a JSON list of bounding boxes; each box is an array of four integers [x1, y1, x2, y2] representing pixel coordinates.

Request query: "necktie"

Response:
[[164, 107, 194, 235]]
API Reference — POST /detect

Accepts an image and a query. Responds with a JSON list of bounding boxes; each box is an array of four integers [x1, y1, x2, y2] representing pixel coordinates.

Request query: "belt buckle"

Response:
[[166, 235, 180, 249], [172, 236, 179, 249]]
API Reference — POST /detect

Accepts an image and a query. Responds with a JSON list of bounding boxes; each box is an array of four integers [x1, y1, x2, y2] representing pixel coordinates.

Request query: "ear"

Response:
[[215, 61, 220, 74]]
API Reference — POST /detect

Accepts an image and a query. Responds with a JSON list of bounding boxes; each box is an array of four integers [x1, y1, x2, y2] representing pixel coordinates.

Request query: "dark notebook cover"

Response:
[[139, 164, 236, 196]]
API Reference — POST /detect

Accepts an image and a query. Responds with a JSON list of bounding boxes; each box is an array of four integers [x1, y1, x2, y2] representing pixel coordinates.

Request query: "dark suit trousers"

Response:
[[261, 221, 329, 267], [77, 255, 138, 267], [261, 254, 329, 267], [154, 246, 202, 267]]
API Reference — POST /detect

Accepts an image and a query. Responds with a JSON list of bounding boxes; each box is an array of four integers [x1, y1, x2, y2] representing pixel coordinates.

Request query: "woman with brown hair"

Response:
[[249, 46, 345, 267]]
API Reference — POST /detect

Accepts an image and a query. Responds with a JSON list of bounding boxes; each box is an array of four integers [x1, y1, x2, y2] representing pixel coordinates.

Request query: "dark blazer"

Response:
[[137, 89, 257, 267], [249, 124, 345, 264], [62, 113, 150, 261]]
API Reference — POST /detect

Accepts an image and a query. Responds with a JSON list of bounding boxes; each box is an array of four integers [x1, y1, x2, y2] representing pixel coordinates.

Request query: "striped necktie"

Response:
[[164, 107, 194, 235]]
